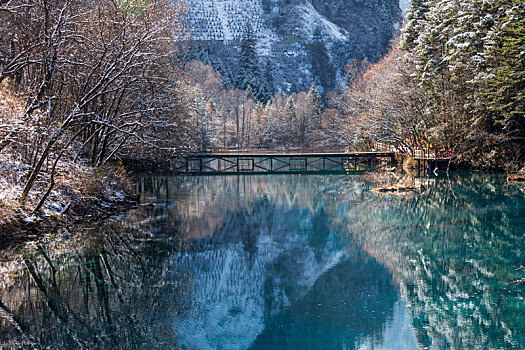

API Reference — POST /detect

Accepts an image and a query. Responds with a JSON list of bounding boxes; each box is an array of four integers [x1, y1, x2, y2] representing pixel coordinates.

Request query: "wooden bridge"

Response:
[[174, 151, 396, 175]]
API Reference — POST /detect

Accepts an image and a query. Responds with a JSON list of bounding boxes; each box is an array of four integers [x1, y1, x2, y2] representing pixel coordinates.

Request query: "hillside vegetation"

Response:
[[1, 0, 524, 239], [0, 0, 192, 234], [333, 0, 525, 170]]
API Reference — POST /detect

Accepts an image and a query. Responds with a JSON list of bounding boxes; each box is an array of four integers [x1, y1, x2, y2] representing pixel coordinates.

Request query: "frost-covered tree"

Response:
[[258, 59, 275, 104], [0, 0, 189, 208], [236, 25, 262, 101], [283, 96, 297, 146], [295, 85, 323, 147], [484, 1, 525, 134], [336, 43, 431, 155], [401, 0, 431, 52], [211, 58, 234, 89], [307, 85, 323, 121], [396, 0, 525, 167]]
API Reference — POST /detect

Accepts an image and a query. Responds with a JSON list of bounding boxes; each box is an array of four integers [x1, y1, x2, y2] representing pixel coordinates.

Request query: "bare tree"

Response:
[[0, 0, 189, 209], [334, 42, 431, 154]]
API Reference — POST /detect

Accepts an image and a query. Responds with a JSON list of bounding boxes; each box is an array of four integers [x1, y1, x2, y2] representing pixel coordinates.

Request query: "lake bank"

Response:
[[0, 155, 138, 247], [2, 153, 523, 247]]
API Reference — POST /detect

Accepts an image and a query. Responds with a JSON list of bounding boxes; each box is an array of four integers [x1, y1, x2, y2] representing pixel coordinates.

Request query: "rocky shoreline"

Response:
[[0, 157, 139, 248]]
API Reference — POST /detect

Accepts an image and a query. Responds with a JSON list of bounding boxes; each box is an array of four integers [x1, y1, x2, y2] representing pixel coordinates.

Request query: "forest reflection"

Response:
[[136, 173, 525, 349], [348, 174, 525, 349], [0, 209, 188, 348], [0, 173, 524, 349], [138, 174, 418, 349]]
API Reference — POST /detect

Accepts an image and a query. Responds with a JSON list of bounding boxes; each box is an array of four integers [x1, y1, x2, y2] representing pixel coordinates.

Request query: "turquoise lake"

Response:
[[0, 173, 524, 349]]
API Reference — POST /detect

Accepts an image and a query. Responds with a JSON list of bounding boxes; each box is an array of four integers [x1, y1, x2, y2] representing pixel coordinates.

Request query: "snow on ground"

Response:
[[298, 1, 348, 41], [215, 1, 233, 41]]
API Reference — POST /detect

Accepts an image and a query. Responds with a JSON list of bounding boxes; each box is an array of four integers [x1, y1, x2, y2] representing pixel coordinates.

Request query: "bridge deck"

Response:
[[191, 151, 395, 158], [175, 151, 396, 174]]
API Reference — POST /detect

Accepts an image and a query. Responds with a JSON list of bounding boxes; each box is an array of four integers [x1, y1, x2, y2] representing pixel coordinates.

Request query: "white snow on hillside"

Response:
[[299, 1, 348, 41], [184, 0, 401, 93], [400, 0, 410, 12], [186, 0, 264, 41], [186, 0, 350, 46], [215, 1, 233, 40]]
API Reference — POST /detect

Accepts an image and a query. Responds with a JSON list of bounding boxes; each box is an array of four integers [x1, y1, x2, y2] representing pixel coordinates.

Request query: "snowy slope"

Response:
[[400, 0, 410, 12], [185, 0, 402, 94], [187, 0, 265, 41]]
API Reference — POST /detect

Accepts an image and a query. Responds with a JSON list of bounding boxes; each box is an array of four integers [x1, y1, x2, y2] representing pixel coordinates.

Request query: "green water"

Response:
[[0, 173, 523, 349]]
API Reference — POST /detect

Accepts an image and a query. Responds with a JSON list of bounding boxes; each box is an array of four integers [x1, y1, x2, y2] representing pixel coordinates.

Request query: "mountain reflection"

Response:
[[138, 174, 525, 349], [0, 173, 523, 349], [140, 175, 418, 349], [170, 198, 411, 349]]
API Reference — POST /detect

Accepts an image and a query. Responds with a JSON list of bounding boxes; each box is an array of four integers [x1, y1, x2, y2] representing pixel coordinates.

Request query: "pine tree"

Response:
[[298, 85, 323, 146], [284, 96, 297, 146], [285, 96, 296, 118], [401, 0, 431, 51], [258, 59, 275, 103], [308, 84, 323, 140], [213, 58, 234, 89], [289, 82, 298, 94], [485, 1, 525, 132], [399, 0, 524, 165], [307, 84, 322, 119], [236, 25, 261, 101]]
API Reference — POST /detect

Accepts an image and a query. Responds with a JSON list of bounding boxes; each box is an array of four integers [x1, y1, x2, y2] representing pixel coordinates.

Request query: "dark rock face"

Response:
[[184, 0, 402, 94]]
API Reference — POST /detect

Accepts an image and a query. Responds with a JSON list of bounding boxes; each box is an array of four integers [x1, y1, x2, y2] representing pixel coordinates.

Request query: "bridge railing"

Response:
[[414, 148, 437, 160], [174, 151, 396, 174], [414, 148, 458, 161]]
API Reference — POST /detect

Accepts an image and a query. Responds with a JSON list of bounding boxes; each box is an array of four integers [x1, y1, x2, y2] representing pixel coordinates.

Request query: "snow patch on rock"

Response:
[[299, 1, 348, 41]]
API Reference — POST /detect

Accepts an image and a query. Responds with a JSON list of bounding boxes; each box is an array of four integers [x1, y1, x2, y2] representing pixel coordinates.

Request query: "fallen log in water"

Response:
[[372, 184, 425, 194], [508, 167, 525, 182], [507, 175, 525, 182]]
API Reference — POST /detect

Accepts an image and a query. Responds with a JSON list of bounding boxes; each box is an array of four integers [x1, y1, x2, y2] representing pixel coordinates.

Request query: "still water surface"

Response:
[[0, 173, 524, 349]]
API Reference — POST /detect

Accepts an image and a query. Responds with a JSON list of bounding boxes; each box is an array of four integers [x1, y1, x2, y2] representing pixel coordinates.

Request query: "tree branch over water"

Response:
[[0, 0, 190, 211]]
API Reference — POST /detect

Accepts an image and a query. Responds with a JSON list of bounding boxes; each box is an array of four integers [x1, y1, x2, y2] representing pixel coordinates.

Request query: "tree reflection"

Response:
[[141, 173, 525, 349], [0, 215, 188, 349], [168, 190, 404, 349], [347, 173, 525, 349], [1, 173, 523, 349]]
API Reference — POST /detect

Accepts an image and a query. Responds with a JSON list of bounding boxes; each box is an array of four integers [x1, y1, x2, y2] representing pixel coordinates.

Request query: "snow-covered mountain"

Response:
[[184, 0, 402, 94], [400, 0, 410, 12]]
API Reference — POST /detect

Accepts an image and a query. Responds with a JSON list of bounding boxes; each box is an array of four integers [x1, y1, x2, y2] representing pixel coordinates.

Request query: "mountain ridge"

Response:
[[184, 0, 402, 94]]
